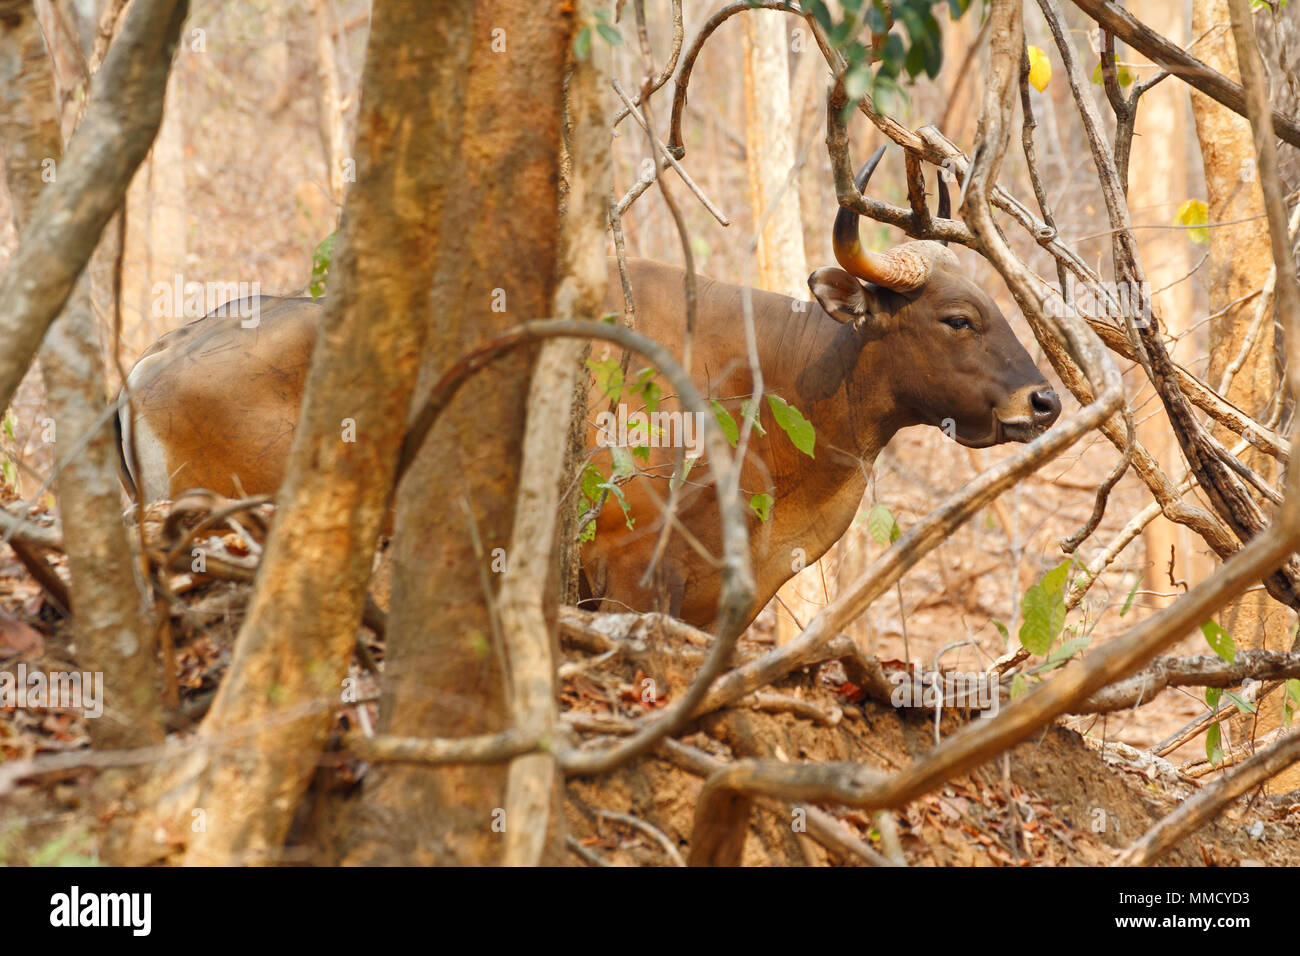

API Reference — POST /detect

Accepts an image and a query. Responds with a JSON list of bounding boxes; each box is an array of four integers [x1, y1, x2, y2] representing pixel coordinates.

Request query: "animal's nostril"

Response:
[[1031, 388, 1061, 422]]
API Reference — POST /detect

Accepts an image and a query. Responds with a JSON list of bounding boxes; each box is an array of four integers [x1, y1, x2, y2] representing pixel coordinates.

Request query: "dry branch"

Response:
[[666, 0, 800, 160], [1070, 0, 1300, 149], [685, 0, 1300, 865], [1116, 728, 1300, 865], [0, 0, 187, 414], [1078, 650, 1300, 714], [398, 317, 755, 778], [1039, 0, 1300, 610]]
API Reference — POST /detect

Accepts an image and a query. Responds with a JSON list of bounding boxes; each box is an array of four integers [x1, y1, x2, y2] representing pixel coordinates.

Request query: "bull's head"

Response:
[[808, 147, 1060, 447]]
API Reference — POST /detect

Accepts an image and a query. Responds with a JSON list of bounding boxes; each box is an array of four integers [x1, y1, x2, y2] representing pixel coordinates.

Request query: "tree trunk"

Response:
[[1123, 0, 1211, 612], [1190, 0, 1296, 791], [310, 0, 346, 209], [742, 12, 807, 299], [117, 63, 185, 361], [166, 0, 461, 865], [742, 10, 826, 645], [0, 0, 161, 749], [338, 0, 571, 866]]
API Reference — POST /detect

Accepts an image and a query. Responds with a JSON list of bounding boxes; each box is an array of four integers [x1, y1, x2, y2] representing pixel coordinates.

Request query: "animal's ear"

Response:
[[808, 267, 883, 331]]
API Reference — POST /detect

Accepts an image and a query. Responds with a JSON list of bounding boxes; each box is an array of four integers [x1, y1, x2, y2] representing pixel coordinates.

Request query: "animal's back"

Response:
[[122, 296, 321, 501]]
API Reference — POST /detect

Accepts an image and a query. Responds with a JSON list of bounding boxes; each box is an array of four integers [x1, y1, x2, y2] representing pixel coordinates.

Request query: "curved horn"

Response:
[[936, 172, 950, 246], [833, 147, 951, 292]]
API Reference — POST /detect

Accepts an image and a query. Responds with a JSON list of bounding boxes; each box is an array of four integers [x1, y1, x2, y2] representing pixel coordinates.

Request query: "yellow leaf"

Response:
[[1027, 46, 1052, 92], [1175, 198, 1210, 244]]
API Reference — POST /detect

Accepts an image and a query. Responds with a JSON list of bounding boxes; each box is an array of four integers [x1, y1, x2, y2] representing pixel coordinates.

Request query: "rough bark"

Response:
[[1126, 0, 1210, 603], [0, 0, 187, 416], [170, 0, 454, 865], [0, 0, 162, 748], [742, 11, 807, 299], [1189, 0, 1296, 790], [340, 0, 571, 866], [311, 0, 346, 208], [498, 0, 610, 866], [741, 10, 824, 646]]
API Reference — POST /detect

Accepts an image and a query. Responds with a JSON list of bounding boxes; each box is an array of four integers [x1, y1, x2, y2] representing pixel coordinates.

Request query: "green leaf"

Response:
[[1222, 690, 1256, 715], [844, 63, 873, 105], [1040, 557, 1072, 597], [710, 400, 739, 447], [640, 381, 662, 413], [669, 455, 697, 494], [586, 357, 625, 402], [309, 232, 335, 299], [808, 0, 833, 35], [749, 493, 774, 523], [633, 368, 663, 414], [1018, 559, 1071, 656], [740, 397, 766, 436], [992, 619, 1009, 644], [580, 464, 605, 506], [595, 23, 623, 47], [1175, 198, 1210, 244], [1206, 721, 1223, 766], [1206, 686, 1222, 709], [1119, 576, 1140, 617], [573, 26, 591, 60], [767, 395, 815, 458], [597, 481, 635, 530], [578, 518, 596, 543], [1010, 673, 1027, 699], [610, 445, 635, 478], [1018, 584, 1055, 656], [29, 829, 100, 867], [631, 445, 650, 463], [1200, 619, 1236, 663], [1045, 635, 1090, 664], [1284, 679, 1300, 728], [866, 503, 901, 546], [2, 415, 13, 440], [1090, 59, 1134, 88]]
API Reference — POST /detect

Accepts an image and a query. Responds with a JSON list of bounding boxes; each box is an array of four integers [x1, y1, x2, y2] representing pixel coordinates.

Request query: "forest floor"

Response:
[[3, 481, 1300, 866]]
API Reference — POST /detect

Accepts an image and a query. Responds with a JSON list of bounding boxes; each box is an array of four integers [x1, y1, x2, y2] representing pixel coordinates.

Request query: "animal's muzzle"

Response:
[[1030, 387, 1061, 429]]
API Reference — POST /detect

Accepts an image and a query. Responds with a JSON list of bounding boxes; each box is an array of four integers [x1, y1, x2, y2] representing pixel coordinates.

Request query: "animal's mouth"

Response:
[[995, 417, 1049, 444], [951, 416, 1047, 448]]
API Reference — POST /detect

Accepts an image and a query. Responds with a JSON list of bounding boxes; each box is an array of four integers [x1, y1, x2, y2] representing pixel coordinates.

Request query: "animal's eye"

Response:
[[942, 316, 971, 330]]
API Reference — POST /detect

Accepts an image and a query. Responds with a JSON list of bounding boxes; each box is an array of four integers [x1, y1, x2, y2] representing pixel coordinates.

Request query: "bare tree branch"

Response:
[[0, 0, 188, 414], [1070, 0, 1300, 149]]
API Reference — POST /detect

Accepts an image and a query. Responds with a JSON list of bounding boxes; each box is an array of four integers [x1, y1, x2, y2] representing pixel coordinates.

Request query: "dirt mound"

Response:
[[561, 627, 1300, 866], [3, 495, 1300, 866]]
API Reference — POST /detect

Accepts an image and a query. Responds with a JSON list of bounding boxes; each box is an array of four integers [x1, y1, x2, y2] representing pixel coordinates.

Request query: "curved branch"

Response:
[[1115, 727, 1300, 865], [1079, 649, 1300, 714], [665, 0, 800, 159], [1070, 0, 1300, 150], [397, 318, 755, 777], [1039, 0, 1300, 610], [0, 0, 188, 415], [610, 0, 683, 129]]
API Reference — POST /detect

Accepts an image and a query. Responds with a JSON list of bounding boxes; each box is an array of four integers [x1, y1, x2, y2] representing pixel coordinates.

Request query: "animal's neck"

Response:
[[746, 292, 912, 469]]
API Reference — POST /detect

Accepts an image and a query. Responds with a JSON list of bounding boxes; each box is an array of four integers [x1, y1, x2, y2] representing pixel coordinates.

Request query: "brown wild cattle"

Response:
[[118, 148, 1060, 630]]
